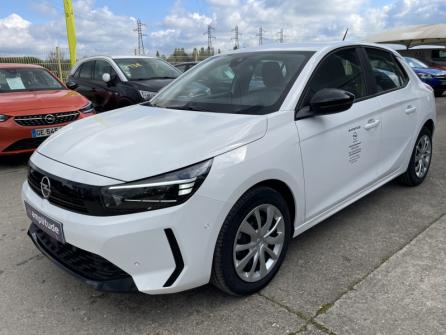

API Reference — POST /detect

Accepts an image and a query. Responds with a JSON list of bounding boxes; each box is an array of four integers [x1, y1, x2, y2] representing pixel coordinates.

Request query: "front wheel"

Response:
[[434, 90, 443, 97], [398, 126, 433, 186], [212, 187, 291, 295]]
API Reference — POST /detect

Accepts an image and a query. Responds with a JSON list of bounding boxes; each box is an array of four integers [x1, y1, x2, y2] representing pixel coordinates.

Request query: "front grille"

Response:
[[3, 137, 47, 152], [15, 111, 79, 126], [435, 75, 446, 80], [32, 225, 129, 281], [28, 165, 90, 214]]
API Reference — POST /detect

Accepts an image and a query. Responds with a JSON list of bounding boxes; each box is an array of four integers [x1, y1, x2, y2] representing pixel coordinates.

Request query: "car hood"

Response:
[[127, 78, 175, 92], [413, 67, 446, 76], [37, 105, 268, 181], [0, 89, 88, 115]]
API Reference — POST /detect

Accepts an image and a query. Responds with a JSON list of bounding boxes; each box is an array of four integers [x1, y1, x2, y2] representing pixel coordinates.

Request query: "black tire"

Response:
[[434, 91, 443, 98], [211, 186, 291, 296], [398, 126, 433, 186]]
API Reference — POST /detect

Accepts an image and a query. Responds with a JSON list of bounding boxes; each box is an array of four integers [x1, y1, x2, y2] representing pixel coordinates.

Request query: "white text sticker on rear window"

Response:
[[6, 77, 25, 90]]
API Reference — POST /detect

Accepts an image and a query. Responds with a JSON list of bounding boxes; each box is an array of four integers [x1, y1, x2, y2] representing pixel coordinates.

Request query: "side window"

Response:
[[73, 66, 81, 78], [302, 48, 366, 107], [365, 48, 406, 93], [94, 60, 117, 81], [79, 61, 94, 80]]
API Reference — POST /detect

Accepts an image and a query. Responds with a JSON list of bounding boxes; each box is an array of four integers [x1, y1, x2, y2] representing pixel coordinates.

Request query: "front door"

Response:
[[295, 47, 383, 220], [91, 60, 120, 111]]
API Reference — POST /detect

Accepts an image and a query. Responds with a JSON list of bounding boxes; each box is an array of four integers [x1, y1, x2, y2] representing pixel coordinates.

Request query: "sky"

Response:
[[0, 0, 445, 58]]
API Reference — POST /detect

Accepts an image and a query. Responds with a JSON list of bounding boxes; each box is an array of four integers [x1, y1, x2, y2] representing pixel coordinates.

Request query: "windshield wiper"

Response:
[[233, 105, 265, 114], [142, 101, 212, 112], [137, 76, 177, 80]]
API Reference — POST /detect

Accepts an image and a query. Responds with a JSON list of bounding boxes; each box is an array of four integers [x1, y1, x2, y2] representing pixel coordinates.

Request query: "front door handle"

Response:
[[364, 119, 381, 130], [405, 106, 417, 115]]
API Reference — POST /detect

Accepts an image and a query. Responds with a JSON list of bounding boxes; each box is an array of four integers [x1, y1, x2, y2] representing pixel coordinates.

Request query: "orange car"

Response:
[[0, 64, 94, 155]]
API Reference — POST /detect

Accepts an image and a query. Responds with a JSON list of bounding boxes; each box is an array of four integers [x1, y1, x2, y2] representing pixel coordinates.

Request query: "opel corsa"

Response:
[[23, 42, 436, 295]]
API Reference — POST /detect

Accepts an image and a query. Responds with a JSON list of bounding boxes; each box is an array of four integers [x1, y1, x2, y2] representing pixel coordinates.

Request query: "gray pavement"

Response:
[[0, 97, 445, 335]]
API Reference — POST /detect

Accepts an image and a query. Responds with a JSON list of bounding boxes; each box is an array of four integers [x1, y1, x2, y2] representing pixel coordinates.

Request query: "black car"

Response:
[[66, 56, 181, 112], [175, 62, 197, 73]]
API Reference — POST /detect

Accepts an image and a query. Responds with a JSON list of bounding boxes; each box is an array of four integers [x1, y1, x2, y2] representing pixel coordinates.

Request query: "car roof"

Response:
[[0, 63, 44, 69], [77, 55, 157, 63], [224, 41, 400, 55]]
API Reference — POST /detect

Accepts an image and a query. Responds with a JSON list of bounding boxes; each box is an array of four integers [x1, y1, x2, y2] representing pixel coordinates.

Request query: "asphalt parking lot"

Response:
[[1, 97, 445, 335]]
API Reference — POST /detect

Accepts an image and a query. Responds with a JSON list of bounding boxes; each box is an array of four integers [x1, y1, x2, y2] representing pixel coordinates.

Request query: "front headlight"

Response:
[[0, 114, 9, 122], [418, 73, 432, 79], [79, 101, 94, 113], [100, 159, 213, 214], [139, 90, 157, 100]]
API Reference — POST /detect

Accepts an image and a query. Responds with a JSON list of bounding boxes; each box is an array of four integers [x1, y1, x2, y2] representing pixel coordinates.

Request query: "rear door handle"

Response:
[[364, 119, 381, 130], [405, 106, 417, 115]]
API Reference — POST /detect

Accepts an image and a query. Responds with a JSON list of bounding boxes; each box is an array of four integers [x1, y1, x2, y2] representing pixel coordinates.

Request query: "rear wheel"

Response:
[[212, 187, 291, 295], [398, 126, 433, 186]]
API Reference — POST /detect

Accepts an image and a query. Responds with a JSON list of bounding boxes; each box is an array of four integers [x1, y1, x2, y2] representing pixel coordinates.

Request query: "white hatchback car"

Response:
[[23, 42, 436, 296]]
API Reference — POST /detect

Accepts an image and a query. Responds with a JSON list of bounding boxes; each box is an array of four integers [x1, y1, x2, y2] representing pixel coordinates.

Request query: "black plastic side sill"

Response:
[[163, 228, 184, 287]]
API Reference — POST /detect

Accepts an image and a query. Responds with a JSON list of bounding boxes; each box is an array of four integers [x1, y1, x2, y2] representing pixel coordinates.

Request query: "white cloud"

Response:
[[0, 0, 445, 58], [0, 1, 137, 57]]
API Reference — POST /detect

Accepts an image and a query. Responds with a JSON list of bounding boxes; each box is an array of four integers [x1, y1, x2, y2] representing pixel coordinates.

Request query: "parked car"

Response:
[[0, 64, 94, 156], [175, 62, 197, 72], [66, 56, 181, 112], [404, 57, 446, 97], [24, 42, 435, 296], [399, 47, 446, 71]]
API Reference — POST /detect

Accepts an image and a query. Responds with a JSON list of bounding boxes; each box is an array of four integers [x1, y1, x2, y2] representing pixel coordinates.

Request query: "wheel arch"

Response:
[[243, 179, 296, 230], [423, 119, 435, 135]]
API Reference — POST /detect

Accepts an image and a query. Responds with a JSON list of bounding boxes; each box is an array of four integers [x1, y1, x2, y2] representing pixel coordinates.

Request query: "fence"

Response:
[[0, 47, 72, 82], [0, 47, 213, 82]]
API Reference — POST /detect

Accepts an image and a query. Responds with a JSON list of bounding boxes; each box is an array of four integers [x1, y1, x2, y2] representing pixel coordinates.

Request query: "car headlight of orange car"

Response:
[[79, 102, 94, 114]]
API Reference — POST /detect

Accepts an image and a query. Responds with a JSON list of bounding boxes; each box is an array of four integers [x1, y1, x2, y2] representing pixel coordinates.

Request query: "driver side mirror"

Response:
[[66, 81, 78, 90], [102, 73, 111, 83], [310, 88, 355, 115]]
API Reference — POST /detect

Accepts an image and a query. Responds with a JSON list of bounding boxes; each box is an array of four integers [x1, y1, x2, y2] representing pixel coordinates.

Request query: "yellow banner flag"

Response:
[[64, 0, 77, 67]]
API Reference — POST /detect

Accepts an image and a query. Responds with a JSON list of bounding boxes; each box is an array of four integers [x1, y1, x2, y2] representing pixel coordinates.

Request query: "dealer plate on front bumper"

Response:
[[25, 202, 65, 243], [32, 126, 61, 138]]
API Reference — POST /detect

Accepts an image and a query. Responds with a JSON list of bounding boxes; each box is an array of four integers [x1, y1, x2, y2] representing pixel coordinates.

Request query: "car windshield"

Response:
[[149, 51, 314, 115], [113, 58, 180, 81], [404, 57, 428, 69], [0, 68, 64, 92]]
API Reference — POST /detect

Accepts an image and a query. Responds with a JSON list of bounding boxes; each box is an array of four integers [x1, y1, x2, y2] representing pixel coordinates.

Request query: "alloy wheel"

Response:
[[414, 134, 432, 179], [233, 204, 285, 283]]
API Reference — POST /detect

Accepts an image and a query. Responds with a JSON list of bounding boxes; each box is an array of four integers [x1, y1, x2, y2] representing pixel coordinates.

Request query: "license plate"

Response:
[[25, 202, 65, 243], [32, 127, 61, 138], [441, 80, 446, 85]]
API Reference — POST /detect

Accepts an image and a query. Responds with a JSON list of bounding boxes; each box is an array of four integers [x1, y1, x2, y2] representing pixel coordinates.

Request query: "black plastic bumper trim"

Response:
[[28, 224, 137, 293], [163, 228, 184, 287]]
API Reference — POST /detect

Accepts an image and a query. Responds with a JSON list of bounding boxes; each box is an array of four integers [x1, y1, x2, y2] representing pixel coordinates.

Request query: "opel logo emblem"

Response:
[[44, 114, 56, 124], [40, 176, 51, 199]]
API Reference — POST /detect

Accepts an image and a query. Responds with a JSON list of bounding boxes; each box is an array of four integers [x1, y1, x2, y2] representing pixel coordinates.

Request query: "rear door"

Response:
[[295, 47, 383, 220], [363, 47, 418, 178]]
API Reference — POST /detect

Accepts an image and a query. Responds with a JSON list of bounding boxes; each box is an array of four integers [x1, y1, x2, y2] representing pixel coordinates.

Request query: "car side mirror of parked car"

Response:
[[102, 73, 111, 83], [66, 81, 78, 90], [310, 88, 355, 115]]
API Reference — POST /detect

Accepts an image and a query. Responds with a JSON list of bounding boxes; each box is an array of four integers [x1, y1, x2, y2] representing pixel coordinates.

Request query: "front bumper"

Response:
[[421, 77, 446, 92], [0, 113, 92, 155], [28, 223, 138, 292], [22, 155, 227, 294]]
